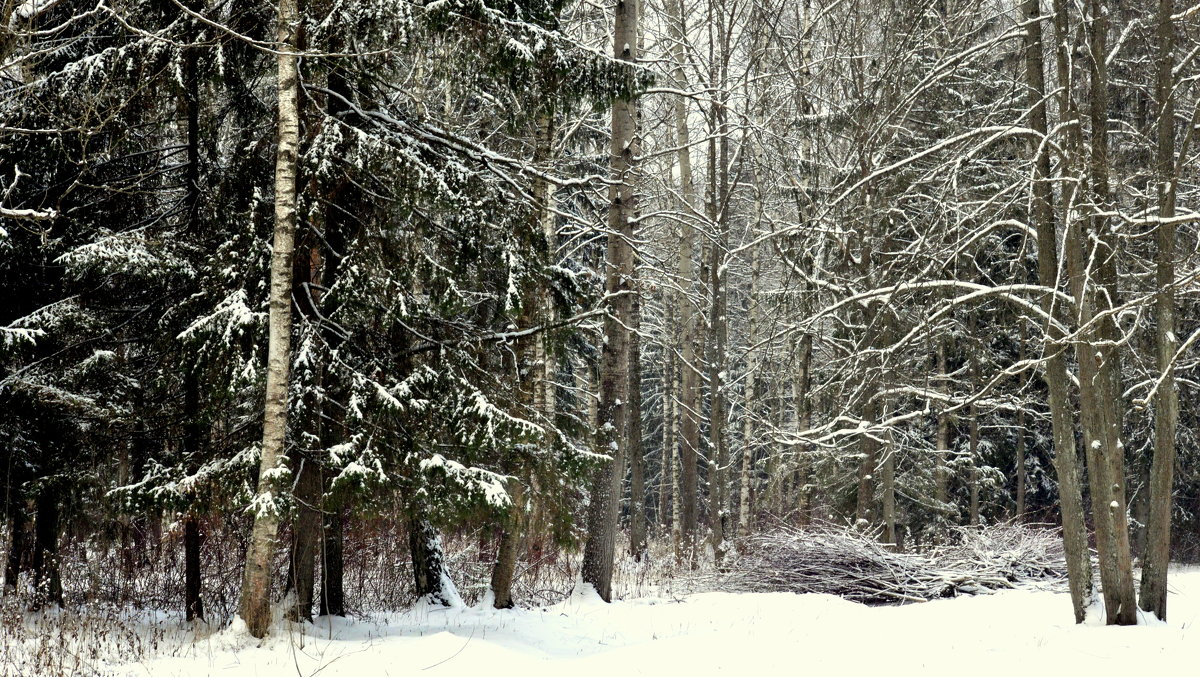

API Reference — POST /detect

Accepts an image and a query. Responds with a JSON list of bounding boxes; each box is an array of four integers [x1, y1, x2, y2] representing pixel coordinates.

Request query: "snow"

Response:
[[13, 568, 1200, 676]]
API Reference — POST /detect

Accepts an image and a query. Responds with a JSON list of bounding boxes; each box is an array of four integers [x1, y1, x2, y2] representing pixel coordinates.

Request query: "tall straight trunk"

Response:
[[128, 425, 152, 570], [1072, 0, 1136, 625], [4, 475, 25, 593], [285, 454, 322, 622], [659, 336, 676, 534], [580, 0, 639, 602], [317, 367, 347, 618], [881, 424, 896, 545], [1038, 0, 1095, 623], [180, 6, 205, 623], [854, 307, 887, 527], [934, 344, 951, 513], [855, 397, 878, 526], [879, 317, 897, 543], [490, 482, 524, 608], [667, 0, 701, 555], [526, 119, 558, 564], [181, 389, 204, 622], [706, 224, 728, 555], [1139, 0, 1178, 622], [493, 112, 556, 608], [706, 0, 731, 558], [670, 364, 684, 555], [286, 184, 327, 624], [793, 334, 813, 525], [30, 486, 61, 610], [318, 504, 345, 617], [1015, 325, 1027, 520], [239, 0, 301, 638], [968, 402, 980, 526], [183, 517, 204, 622], [629, 284, 648, 560], [738, 241, 762, 536], [1015, 408, 1027, 520], [967, 309, 981, 527]]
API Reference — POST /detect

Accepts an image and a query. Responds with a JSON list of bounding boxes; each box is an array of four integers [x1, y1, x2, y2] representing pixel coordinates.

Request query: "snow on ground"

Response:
[[15, 568, 1200, 676]]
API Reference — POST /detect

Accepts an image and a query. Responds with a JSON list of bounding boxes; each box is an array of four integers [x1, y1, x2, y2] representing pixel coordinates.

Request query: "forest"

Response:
[[3, 0, 1200, 672]]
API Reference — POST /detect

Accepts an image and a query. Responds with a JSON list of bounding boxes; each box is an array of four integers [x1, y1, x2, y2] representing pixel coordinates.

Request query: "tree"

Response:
[[581, 0, 640, 603], [1139, 0, 1179, 622], [238, 0, 302, 639]]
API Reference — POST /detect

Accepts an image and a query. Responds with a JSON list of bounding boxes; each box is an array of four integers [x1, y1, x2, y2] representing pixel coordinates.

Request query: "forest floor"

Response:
[[4, 566, 1198, 676]]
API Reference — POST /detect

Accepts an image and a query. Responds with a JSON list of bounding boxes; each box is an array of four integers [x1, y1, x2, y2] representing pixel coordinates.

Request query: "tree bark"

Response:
[[738, 240, 762, 536], [410, 511, 459, 606], [968, 403, 980, 526], [1015, 324, 1027, 521], [881, 426, 897, 545], [855, 397, 878, 527], [30, 485, 61, 610], [1073, 0, 1136, 626], [3, 477, 25, 594], [285, 454, 322, 622], [318, 504, 345, 617], [1037, 0, 1095, 623], [1015, 409, 1027, 521], [934, 344, 952, 515], [793, 334, 813, 525], [181, 9, 205, 622], [490, 482, 524, 608], [581, 0, 638, 602], [629, 283, 648, 560], [667, 0, 701, 559], [660, 331, 677, 536], [706, 0, 732, 562], [184, 516, 204, 622], [1139, 0, 1178, 622], [239, 0, 301, 638]]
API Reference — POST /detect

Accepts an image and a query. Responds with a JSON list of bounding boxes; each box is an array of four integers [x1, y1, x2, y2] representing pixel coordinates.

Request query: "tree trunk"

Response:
[[494, 111, 558, 606], [318, 504, 345, 617], [1015, 325, 1027, 521], [738, 241, 762, 536], [1015, 408, 1027, 521], [30, 486, 61, 610], [793, 334, 813, 525], [182, 366, 205, 622], [181, 13, 205, 614], [1139, 0, 1178, 622], [238, 0, 301, 638], [706, 0, 731, 559], [286, 454, 322, 622], [629, 284, 648, 560], [667, 0, 701, 558], [184, 516, 204, 622], [410, 511, 460, 606], [855, 397, 878, 527], [580, 0, 639, 603], [4, 478, 25, 594], [1038, 0, 1095, 623], [490, 482, 524, 608], [1073, 0, 1136, 625], [934, 343, 952, 515], [660, 334, 676, 536], [881, 426, 896, 545], [968, 402, 980, 526]]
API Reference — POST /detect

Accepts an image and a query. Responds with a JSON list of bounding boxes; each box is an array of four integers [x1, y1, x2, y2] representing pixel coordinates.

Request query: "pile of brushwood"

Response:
[[719, 523, 1068, 605]]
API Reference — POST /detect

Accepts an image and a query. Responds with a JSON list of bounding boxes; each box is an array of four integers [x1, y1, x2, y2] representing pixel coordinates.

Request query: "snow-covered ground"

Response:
[[8, 569, 1199, 676]]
